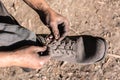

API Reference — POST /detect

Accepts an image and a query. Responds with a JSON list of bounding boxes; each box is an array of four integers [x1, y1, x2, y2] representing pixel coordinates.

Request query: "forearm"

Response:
[[23, 0, 51, 12]]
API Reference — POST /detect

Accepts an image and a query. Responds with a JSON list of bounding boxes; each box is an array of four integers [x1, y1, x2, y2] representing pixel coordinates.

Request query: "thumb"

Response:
[[33, 46, 47, 53], [50, 22, 60, 40]]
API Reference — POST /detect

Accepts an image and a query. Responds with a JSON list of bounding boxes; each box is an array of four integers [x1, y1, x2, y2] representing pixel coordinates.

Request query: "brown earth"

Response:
[[0, 0, 120, 80]]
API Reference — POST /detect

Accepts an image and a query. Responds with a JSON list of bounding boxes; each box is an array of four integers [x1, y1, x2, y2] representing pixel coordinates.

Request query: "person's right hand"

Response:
[[13, 46, 50, 69], [46, 9, 69, 41], [38, 8, 69, 41], [23, 0, 70, 41]]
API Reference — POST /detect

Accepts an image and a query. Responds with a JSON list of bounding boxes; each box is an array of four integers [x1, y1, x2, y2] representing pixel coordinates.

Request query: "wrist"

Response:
[[37, 3, 50, 12], [6, 51, 18, 67], [24, 0, 50, 13], [44, 8, 58, 17], [0, 51, 17, 67]]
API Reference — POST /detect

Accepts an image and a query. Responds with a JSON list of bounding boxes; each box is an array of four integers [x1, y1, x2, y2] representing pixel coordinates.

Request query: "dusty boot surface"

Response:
[[37, 35, 107, 64]]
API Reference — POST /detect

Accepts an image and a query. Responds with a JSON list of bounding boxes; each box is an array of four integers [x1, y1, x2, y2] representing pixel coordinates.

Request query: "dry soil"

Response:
[[0, 0, 120, 80]]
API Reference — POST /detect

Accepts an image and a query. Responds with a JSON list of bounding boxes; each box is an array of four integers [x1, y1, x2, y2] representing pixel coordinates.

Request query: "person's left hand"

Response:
[[38, 8, 70, 41], [13, 46, 50, 69]]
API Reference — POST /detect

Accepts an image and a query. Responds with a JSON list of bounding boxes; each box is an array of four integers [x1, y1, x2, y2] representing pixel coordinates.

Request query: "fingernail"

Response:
[[43, 46, 47, 49], [41, 46, 47, 51], [49, 35, 53, 39], [55, 35, 60, 40]]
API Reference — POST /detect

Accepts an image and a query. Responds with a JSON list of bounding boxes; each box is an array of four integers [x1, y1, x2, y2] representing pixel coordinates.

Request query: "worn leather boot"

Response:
[[37, 35, 107, 64]]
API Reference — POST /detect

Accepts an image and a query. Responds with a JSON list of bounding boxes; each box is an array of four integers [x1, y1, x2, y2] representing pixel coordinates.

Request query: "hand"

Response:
[[38, 8, 69, 41], [13, 46, 50, 69], [23, 0, 69, 41]]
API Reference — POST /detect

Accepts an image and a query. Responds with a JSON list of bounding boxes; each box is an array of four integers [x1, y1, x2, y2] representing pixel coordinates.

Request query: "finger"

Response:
[[59, 19, 70, 41], [58, 17, 70, 32], [39, 55, 51, 67], [50, 22, 60, 40], [58, 32, 67, 41], [30, 55, 50, 69], [63, 19, 70, 33], [33, 46, 47, 53], [46, 35, 53, 41], [46, 35, 53, 45]]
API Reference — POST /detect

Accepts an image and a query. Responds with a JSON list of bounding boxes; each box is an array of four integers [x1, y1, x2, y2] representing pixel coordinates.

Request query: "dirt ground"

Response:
[[0, 0, 120, 80]]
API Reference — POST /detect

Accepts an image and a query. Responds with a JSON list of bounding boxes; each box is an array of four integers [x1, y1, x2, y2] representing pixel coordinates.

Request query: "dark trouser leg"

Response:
[[0, 1, 37, 50]]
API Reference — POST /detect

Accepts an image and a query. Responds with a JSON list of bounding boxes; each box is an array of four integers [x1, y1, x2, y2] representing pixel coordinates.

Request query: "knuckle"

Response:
[[30, 46, 37, 50], [40, 61, 44, 66], [50, 22, 55, 27], [64, 19, 69, 24], [30, 46, 35, 49]]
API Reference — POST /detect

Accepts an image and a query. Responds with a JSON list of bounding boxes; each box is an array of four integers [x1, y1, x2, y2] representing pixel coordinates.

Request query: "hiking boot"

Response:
[[36, 35, 107, 64]]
